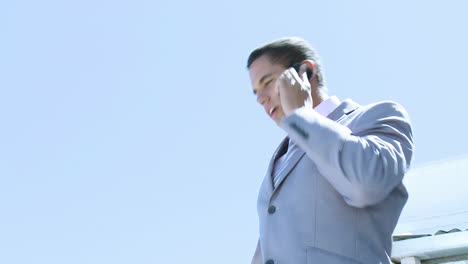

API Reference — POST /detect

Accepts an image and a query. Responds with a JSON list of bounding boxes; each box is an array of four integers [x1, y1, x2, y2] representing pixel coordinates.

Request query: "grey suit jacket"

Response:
[[252, 99, 414, 264]]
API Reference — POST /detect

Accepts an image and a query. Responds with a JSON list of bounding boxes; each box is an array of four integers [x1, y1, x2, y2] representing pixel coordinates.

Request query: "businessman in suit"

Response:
[[247, 37, 414, 264]]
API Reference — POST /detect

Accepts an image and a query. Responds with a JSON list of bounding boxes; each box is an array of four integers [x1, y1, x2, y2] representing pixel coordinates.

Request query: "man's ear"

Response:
[[302, 60, 315, 76], [300, 60, 315, 81]]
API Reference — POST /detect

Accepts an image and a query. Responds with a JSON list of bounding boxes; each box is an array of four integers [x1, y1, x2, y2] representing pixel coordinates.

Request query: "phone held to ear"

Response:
[[291, 62, 313, 81]]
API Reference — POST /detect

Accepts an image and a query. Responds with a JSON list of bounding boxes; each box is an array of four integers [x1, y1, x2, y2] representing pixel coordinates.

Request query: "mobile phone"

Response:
[[291, 62, 313, 81]]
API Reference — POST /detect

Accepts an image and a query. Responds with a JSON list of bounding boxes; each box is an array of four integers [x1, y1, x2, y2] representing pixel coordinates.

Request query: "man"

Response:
[[247, 37, 414, 264]]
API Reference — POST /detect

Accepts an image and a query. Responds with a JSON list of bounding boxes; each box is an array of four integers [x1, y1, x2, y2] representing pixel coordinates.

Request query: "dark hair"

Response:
[[246, 37, 324, 87]]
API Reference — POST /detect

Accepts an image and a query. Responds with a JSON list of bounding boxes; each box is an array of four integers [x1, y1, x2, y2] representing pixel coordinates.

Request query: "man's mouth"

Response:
[[269, 106, 277, 117]]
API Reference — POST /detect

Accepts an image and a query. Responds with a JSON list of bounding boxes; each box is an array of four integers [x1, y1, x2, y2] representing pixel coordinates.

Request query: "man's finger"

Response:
[[286, 67, 301, 84], [298, 63, 310, 83]]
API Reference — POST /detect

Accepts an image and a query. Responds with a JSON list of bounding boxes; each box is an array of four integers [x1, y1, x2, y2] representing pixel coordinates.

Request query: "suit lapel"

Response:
[[261, 137, 289, 198], [270, 145, 305, 198]]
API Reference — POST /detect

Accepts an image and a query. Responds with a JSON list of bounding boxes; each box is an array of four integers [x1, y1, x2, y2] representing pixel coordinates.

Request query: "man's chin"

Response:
[[274, 118, 282, 127], [273, 113, 284, 127]]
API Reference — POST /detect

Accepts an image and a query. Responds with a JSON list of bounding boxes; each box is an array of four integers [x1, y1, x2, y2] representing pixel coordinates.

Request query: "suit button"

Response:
[[268, 205, 276, 214], [265, 260, 275, 264]]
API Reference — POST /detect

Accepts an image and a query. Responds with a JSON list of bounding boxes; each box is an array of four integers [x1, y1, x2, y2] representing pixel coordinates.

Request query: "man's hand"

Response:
[[276, 64, 313, 117]]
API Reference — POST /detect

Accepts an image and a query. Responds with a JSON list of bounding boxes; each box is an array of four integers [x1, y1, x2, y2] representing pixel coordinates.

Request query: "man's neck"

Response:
[[312, 89, 329, 108]]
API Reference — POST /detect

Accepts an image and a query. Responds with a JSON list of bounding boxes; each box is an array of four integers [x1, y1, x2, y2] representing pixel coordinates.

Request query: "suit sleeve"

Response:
[[280, 101, 414, 208]]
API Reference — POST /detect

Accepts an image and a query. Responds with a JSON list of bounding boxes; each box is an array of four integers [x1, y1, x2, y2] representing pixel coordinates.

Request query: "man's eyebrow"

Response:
[[253, 73, 273, 94]]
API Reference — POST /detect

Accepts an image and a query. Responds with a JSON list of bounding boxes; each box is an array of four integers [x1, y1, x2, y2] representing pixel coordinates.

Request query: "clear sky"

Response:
[[1, 0, 467, 263]]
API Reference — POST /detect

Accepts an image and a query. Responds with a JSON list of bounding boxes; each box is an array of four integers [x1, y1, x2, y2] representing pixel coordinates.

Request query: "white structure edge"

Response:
[[392, 232, 468, 262]]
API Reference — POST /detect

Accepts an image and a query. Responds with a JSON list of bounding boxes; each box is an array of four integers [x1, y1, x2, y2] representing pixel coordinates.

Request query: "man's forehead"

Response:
[[250, 54, 275, 70], [249, 56, 284, 87]]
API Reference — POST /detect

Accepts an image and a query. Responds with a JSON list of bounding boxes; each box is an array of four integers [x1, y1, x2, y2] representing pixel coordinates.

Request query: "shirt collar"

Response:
[[314, 95, 341, 117]]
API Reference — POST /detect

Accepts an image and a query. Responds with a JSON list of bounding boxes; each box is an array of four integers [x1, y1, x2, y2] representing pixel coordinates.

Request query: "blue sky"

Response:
[[1, 0, 467, 263]]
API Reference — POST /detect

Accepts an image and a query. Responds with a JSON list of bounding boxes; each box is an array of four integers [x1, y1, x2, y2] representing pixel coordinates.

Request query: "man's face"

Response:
[[249, 55, 287, 126]]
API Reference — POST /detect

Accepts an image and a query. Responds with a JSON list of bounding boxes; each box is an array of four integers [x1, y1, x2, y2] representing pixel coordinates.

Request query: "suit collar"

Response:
[[327, 98, 360, 122]]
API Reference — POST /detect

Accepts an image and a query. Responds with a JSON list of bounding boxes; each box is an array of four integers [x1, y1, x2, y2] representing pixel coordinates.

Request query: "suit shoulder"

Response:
[[357, 100, 411, 121]]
